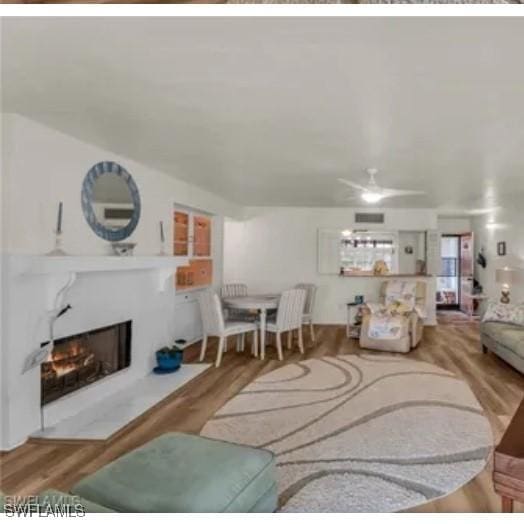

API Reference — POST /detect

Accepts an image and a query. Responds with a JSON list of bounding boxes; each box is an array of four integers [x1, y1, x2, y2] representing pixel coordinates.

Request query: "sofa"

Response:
[[481, 321, 524, 374], [1, 432, 277, 513], [359, 280, 426, 353]]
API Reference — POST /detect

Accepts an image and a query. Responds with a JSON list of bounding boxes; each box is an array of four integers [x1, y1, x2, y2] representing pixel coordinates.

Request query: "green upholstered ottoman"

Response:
[[71, 432, 277, 513]]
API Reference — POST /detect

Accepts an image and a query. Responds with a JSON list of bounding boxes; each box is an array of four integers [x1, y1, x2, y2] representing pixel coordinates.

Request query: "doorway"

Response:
[[436, 233, 475, 313], [436, 235, 460, 309]]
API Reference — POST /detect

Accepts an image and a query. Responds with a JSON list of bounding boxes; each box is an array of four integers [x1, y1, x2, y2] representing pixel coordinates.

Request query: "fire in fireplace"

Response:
[[41, 321, 132, 406]]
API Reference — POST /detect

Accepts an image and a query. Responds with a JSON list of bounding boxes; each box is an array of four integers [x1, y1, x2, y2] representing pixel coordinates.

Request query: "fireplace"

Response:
[[41, 321, 132, 406]]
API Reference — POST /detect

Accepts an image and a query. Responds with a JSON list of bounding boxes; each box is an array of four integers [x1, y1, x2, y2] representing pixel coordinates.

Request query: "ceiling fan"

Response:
[[338, 168, 426, 204]]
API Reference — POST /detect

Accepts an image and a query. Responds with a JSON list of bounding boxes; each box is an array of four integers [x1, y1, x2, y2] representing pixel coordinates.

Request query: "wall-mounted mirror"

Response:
[[81, 161, 141, 241]]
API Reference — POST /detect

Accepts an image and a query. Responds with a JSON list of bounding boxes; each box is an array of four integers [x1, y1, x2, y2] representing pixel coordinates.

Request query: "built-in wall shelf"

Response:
[[11, 255, 188, 276], [173, 205, 213, 292]]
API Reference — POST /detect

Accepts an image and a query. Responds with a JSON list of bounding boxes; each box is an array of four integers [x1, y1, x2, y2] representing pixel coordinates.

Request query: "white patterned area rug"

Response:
[[201, 354, 492, 512]]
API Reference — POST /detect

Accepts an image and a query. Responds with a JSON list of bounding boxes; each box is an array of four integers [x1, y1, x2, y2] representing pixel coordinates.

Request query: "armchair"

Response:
[[359, 281, 427, 353]]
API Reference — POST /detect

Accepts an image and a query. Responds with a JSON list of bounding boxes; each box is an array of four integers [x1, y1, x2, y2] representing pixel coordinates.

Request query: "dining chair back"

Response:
[[259, 288, 307, 360], [294, 283, 317, 341], [198, 289, 258, 367], [198, 290, 225, 337], [276, 288, 307, 332], [220, 283, 248, 298], [295, 283, 317, 316], [221, 283, 254, 321]]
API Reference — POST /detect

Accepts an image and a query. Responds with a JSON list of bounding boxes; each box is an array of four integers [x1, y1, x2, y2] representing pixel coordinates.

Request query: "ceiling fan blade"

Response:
[[337, 178, 368, 191], [334, 193, 360, 203], [380, 188, 426, 197]]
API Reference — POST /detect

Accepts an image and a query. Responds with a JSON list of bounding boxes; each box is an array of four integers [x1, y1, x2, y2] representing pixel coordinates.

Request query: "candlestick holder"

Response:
[[46, 231, 67, 256]]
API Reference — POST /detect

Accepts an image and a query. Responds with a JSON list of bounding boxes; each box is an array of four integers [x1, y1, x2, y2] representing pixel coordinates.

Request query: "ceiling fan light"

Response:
[[361, 191, 383, 204]]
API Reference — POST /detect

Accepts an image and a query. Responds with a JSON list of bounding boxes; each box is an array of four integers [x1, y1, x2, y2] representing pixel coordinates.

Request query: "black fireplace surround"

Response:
[[41, 320, 132, 406]]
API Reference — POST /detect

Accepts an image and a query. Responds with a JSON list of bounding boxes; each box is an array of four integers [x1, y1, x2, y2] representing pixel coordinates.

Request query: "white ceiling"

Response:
[[3, 17, 524, 209]]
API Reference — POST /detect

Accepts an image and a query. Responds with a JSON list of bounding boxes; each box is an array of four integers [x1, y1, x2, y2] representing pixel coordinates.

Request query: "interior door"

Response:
[[459, 233, 474, 315]]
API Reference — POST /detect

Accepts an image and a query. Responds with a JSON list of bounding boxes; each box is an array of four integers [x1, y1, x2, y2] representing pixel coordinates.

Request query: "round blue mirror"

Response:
[[81, 161, 141, 242]]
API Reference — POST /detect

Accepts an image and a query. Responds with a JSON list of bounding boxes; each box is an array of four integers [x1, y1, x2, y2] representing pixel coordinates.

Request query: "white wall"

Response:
[[437, 217, 472, 235], [224, 207, 437, 325], [398, 231, 425, 275], [0, 114, 240, 450], [472, 206, 524, 304], [2, 114, 242, 255]]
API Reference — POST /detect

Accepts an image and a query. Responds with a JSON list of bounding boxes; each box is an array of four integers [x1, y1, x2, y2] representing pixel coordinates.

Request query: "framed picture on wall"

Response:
[[497, 241, 507, 256]]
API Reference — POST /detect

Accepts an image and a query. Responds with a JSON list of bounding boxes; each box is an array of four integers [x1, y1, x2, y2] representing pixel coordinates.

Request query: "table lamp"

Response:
[[496, 267, 516, 304]]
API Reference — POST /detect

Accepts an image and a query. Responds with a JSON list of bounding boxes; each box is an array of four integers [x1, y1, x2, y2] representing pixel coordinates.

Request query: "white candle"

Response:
[[56, 202, 63, 234], [159, 221, 165, 243]]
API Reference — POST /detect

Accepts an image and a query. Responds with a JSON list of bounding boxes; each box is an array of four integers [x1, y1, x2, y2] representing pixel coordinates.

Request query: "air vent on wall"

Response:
[[355, 212, 385, 224]]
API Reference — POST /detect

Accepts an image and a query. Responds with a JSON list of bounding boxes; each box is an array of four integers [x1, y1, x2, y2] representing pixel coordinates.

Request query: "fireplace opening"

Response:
[[41, 320, 132, 406]]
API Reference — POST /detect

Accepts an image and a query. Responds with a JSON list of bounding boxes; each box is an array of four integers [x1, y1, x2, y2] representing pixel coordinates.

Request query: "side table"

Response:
[[346, 302, 365, 339]]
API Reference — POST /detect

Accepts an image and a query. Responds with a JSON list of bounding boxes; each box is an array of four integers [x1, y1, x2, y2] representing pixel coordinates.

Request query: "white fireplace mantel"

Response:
[[11, 255, 188, 276], [8, 255, 190, 311]]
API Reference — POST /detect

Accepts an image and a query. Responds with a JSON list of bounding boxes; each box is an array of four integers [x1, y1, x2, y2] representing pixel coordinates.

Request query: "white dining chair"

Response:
[[294, 283, 317, 342], [198, 290, 258, 367], [220, 283, 248, 298], [220, 283, 256, 322], [260, 288, 306, 360]]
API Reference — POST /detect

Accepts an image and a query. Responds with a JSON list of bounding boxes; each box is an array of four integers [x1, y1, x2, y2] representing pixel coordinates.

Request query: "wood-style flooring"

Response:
[[1, 320, 523, 512]]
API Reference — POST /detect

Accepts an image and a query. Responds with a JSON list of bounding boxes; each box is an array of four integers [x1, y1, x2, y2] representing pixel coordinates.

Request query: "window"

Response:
[[340, 232, 396, 274]]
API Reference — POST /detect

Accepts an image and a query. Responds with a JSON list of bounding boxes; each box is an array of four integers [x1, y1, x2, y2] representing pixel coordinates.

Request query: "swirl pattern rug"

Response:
[[201, 354, 492, 512]]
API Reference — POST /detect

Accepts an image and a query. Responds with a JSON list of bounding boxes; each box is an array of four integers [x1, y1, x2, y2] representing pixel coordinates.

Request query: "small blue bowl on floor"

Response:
[[155, 348, 184, 373], [153, 365, 180, 375]]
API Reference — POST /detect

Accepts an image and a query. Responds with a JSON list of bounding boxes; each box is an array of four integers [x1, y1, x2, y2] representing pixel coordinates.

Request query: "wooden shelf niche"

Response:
[[173, 207, 213, 291], [176, 259, 213, 291], [193, 215, 211, 257], [173, 211, 189, 256]]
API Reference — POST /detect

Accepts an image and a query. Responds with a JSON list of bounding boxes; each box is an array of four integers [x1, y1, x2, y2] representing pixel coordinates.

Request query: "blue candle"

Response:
[[160, 220, 165, 243], [56, 202, 63, 234]]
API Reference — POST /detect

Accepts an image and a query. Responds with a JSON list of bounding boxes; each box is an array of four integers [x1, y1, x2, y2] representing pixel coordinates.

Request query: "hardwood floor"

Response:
[[1, 322, 523, 512]]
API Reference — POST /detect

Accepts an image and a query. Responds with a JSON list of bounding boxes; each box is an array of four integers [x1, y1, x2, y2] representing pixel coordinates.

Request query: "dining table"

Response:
[[222, 294, 280, 360]]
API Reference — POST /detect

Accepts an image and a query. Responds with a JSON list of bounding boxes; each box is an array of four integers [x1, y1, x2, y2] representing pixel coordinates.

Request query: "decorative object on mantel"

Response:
[[497, 241, 507, 256], [46, 201, 68, 256], [154, 339, 187, 374], [110, 242, 136, 256], [81, 161, 141, 242], [158, 220, 166, 256], [496, 267, 516, 304]]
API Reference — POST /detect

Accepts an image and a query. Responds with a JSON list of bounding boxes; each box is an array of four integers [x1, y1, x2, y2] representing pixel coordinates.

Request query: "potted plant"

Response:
[[154, 339, 186, 373]]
